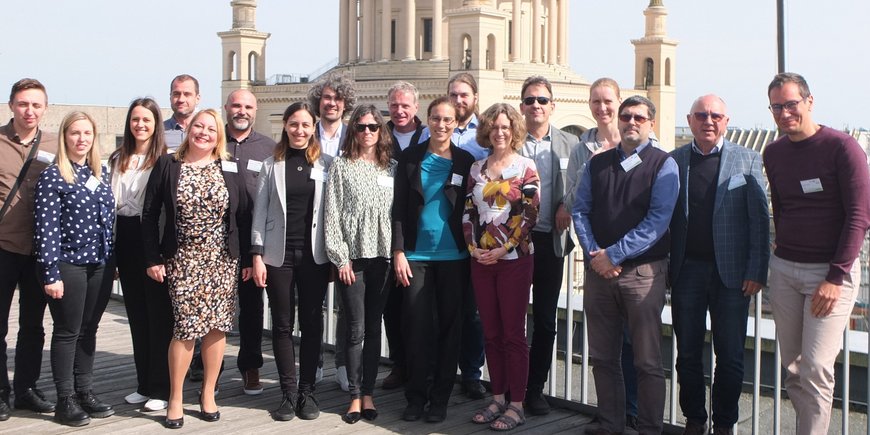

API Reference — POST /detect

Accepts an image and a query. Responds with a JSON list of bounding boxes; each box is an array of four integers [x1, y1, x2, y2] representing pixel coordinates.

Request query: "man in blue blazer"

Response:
[[669, 95, 769, 435]]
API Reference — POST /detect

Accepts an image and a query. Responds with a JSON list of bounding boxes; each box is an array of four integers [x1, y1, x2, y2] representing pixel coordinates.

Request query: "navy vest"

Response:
[[588, 144, 670, 264]]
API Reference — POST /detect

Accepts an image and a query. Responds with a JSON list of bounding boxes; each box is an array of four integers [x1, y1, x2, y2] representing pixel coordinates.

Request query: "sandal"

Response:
[[472, 399, 507, 424], [489, 403, 525, 431]]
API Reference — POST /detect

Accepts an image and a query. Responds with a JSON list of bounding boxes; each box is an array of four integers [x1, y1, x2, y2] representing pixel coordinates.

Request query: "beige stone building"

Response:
[[0, 105, 173, 158], [220, 0, 678, 149]]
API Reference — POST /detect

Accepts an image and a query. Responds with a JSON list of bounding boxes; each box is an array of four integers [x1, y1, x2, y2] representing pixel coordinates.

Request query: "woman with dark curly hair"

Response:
[[325, 104, 394, 424]]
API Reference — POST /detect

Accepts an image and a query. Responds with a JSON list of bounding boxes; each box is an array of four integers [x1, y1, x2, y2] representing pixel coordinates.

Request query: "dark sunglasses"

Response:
[[692, 112, 725, 122], [617, 113, 650, 124], [354, 123, 381, 133], [522, 96, 551, 106]]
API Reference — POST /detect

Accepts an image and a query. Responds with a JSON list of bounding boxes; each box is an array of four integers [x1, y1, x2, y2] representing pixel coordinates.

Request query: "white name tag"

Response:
[[247, 159, 263, 173], [728, 174, 747, 190], [221, 161, 238, 173], [85, 176, 101, 192], [800, 178, 823, 194], [501, 166, 521, 180], [560, 158, 569, 170], [450, 173, 464, 186], [377, 175, 394, 188], [310, 170, 326, 182], [36, 150, 55, 164], [620, 153, 642, 172]]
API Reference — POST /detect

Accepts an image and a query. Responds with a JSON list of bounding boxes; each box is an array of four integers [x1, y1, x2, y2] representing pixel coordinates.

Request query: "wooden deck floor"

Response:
[[2, 296, 597, 434]]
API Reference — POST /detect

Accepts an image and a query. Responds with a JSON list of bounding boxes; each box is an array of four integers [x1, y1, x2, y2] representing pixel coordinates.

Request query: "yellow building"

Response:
[[220, 0, 678, 149]]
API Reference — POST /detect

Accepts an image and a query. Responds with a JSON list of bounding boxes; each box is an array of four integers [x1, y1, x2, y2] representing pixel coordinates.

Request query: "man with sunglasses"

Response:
[[763, 73, 870, 435], [669, 95, 769, 435], [517, 76, 579, 416], [572, 95, 678, 435]]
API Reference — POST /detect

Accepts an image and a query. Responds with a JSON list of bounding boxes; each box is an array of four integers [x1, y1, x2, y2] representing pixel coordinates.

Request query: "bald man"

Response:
[[224, 89, 276, 396], [668, 95, 769, 435]]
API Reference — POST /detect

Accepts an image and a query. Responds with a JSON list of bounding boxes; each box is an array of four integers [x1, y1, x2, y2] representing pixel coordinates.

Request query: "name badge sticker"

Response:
[[85, 176, 101, 193], [620, 154, 642, 172], [247, 159, 263, 173], [450, 173, 464, 186], [310, 170, 327, 182], [560, 158, 569, 170], [377, 175, 394, 188], [221, 161, 238, 173], [501, 166, 521, 180], [800, 178, 823, 194], [36, 150, 55, 164], [728, 174, 747, 190]]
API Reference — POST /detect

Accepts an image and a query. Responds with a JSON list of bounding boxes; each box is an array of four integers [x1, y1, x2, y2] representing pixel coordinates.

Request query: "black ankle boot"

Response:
[[76, 391, 114, 418], [54, 396, 90, 427]]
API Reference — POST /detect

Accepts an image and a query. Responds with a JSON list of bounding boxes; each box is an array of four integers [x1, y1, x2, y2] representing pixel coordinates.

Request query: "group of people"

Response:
[[0, 70, 864, 435]]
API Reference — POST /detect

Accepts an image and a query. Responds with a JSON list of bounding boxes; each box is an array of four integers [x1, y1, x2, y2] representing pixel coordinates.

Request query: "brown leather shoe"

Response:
[[242, 369, 263, 395], [382, 366, 405, 390], [683, 420, 708, 435]]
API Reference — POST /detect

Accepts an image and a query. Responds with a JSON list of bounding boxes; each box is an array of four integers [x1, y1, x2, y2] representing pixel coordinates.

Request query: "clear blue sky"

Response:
[[1, 0, 866, 130]]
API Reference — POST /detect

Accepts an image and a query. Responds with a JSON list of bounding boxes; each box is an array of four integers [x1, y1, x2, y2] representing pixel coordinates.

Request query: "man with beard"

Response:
[[308, 72, 356, 158], [164, 74, 201, 151], [224, 89, 276, 396], [446, 73, 488, 400], [572, 96, 678, 435]]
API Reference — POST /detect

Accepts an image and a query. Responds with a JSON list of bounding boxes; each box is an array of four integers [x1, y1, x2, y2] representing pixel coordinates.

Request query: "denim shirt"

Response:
[[35, 162, 115, 284]]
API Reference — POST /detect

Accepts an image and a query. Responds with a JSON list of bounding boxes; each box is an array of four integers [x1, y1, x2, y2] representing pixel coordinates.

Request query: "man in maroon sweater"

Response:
[[763, 72, 870, 435]]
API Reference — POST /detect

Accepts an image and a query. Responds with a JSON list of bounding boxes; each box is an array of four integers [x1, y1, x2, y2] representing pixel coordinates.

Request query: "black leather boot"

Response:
[[76, 391, 114, 418], [54, 396, 90, 427]]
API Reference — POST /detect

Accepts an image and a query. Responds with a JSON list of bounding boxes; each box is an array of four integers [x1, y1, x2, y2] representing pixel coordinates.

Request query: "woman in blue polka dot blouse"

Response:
[[34, 111, 116, 427]]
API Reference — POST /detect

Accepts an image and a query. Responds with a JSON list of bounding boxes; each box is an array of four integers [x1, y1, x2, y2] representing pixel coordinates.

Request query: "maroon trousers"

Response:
[[471, 254, 533, 402]]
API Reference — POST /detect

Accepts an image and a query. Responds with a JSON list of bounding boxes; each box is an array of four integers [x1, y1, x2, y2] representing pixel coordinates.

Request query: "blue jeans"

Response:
[[672, 258, 750, 428]]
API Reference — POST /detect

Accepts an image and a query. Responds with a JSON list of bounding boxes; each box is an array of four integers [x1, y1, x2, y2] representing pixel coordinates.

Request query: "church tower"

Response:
[[218, 0, 271, 106], [632, 0, 677, 149]]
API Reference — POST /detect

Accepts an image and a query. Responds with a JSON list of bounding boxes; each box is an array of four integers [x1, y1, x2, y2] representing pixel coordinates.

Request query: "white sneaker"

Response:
[[336, 365, 349, 392], [315, 366, 323, 384], [143, 399, 168, 411], [124, 391, 149, 404]]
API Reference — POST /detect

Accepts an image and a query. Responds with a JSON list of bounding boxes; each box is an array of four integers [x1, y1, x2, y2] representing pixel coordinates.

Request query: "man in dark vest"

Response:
[[572, 95, 678, 435]]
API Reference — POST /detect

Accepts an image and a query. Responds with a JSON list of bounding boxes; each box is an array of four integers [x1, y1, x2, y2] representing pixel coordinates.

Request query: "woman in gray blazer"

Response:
[[250, 102, 332, 422]]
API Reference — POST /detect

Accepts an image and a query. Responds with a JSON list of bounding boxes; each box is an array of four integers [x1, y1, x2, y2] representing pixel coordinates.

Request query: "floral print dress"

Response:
[[165, 161, 238, 340]]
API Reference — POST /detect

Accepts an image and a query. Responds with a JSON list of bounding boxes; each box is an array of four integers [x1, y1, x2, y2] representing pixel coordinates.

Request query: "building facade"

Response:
[[220, 0, 678, 149]]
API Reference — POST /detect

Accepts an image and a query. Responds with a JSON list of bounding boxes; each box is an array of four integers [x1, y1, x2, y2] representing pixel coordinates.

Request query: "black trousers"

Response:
[[402, 259, 467, 406], [265, 248, 329, 394], [115, 216, 173, 400], [0, 247, 47, 395], [526, 231, 566, 394], [237, 275, 264, 372], [382, 273, 405, 369], [47, 260, 114, 397], [337, 257, 390, 397]]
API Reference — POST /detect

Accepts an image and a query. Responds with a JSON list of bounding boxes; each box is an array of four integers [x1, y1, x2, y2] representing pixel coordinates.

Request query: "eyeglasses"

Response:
[[428, 116, 455, 125], [692, 112, 726, 122], [769, 98, 805, 114], [354, 123, 381, 133], [522, 96, 551, 106], [618, 113, 650, 124]]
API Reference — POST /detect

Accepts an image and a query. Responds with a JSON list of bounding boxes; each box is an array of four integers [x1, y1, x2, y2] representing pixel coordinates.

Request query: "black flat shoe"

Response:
[[342, 411, 361, 424], [164, 416, 184, 429], [362, 408, 378, 421], [198, 394, 220, 422]]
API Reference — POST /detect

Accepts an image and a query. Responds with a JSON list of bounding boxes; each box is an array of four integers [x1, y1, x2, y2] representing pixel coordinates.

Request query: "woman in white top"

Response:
[[109, 98, 172, 412]]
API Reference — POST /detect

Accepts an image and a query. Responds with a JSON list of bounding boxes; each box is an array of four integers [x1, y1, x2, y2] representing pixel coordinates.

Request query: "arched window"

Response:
[[644, 58, 654, 89], [486, 34, 496, 70], [665, 58, 672, 86], [248, 52, 258, 81], [463, 35, 472, 70], [227, 51, 237, 81]]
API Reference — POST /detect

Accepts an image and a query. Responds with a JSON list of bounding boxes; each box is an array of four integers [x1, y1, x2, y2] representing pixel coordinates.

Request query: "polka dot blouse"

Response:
[[34, 161, 115, 284]]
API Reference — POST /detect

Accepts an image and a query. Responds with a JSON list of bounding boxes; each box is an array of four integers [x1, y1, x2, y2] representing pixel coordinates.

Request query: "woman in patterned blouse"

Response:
[[463, 103, 540, 431], [324, 104, 394, 424], [110, 98, 172, 412], [34, 111, 116, 427]]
